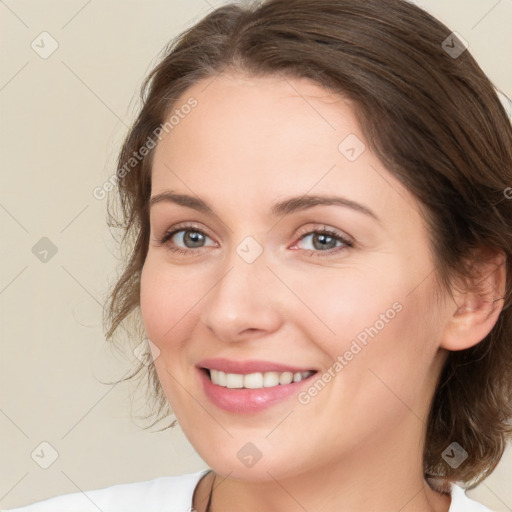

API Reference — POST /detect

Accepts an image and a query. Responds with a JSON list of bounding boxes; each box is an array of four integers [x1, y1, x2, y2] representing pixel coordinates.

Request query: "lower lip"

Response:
[[198, 368, 316, 413]]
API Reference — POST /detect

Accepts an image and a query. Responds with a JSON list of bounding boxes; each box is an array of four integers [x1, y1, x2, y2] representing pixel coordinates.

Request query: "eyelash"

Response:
[[154, 223, 353, 258]]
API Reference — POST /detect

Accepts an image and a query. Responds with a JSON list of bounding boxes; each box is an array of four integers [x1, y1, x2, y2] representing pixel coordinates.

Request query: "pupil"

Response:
[[313, 233, 335, 250], [185, 231, 204, 248]]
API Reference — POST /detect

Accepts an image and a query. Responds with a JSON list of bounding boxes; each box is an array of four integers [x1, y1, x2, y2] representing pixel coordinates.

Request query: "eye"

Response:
[[154, 223, 353, 258], [155, 223, 217, 255], [291, 226, 353, 257]]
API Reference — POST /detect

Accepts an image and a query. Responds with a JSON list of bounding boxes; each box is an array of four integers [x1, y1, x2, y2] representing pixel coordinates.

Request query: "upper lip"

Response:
[[198, 358, 317, 375]]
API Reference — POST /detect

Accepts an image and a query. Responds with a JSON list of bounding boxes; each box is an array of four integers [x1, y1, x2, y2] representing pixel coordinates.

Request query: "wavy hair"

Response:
[[103, 0, 512, 488]]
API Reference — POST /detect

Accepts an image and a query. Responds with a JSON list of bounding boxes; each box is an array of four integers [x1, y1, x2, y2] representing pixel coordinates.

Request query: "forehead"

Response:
[[154, 73, 349, 169], [150, 72, 421, 223]]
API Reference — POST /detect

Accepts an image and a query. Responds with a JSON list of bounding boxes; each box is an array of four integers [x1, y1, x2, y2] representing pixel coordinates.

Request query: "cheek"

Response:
[[139, 256, 205, 350], [296, 262, 437, 397], [292, 264, 407, 355], [335, 289, 439, 419], [139, 259, 203, 411]]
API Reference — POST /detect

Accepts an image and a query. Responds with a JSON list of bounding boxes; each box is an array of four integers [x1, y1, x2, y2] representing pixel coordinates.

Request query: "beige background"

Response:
[[0, 0, 511, 509]]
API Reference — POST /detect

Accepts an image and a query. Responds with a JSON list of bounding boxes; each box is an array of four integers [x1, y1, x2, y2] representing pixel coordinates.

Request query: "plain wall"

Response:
[[1, 0, 511, 509]]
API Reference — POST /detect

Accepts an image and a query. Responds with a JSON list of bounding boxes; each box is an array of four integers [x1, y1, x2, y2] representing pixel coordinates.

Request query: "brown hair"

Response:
[[104, 0, 512, 488]]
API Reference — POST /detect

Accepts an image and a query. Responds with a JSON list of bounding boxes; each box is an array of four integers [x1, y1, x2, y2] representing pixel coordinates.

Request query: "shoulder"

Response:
[[2, 470, 209, 512], [450, 483, 495, 512]]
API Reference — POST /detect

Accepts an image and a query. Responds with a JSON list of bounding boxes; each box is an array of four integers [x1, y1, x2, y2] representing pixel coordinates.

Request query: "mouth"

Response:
[[202, 368, 317, 389], [196, 358, 319, 413]]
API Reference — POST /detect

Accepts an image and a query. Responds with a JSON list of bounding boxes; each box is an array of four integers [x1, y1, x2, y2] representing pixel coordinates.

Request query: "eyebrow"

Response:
[[149, 191, 380, 222]]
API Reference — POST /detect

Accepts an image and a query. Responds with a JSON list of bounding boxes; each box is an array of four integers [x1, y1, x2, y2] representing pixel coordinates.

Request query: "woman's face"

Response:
[[140, 73, 452, 481]]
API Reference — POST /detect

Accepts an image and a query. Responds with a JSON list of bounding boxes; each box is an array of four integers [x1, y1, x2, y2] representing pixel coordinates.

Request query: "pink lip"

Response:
[[198, 358, 315, 374], [196, 359, 317, 414]]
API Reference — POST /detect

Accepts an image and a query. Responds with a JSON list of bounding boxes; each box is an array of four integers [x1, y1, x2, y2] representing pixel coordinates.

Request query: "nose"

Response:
[[199, 250, 283, 343]]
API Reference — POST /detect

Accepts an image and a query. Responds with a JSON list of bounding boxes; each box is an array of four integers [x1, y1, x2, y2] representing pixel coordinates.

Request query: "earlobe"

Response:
[[440, 251, 507, 351]]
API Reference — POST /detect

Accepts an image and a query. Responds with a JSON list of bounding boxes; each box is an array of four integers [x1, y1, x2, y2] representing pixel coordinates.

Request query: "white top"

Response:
[[3, 470, 494, 512]]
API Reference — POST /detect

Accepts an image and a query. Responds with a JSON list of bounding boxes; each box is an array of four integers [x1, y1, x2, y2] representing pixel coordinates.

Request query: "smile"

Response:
[[208, 369, 315, 389], [197, 359, 318, 413]]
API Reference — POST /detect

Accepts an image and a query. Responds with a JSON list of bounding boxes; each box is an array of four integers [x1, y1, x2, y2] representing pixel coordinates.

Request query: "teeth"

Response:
[[216, 370, 227, 386], [263, 372, 279, 387], [244, 372, 264, 389], [226, 373, 244, 388], [209, 369, 314, 389], [279, 371, 293, 385]]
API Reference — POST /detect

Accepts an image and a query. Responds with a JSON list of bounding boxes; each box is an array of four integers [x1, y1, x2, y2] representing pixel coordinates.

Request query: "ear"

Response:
[[440, 249, 507, 351]]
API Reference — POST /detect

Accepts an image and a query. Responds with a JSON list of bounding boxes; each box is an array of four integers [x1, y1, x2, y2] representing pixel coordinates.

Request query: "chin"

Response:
[[198, 445, 307, 482]]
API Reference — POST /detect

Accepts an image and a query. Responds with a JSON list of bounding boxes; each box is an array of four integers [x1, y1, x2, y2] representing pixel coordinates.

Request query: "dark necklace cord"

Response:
[[205, 470, 215, 512]]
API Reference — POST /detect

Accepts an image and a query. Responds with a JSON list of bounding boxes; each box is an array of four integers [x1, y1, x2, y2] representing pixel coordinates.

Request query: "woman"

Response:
[[7, 0, 512, 510]]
